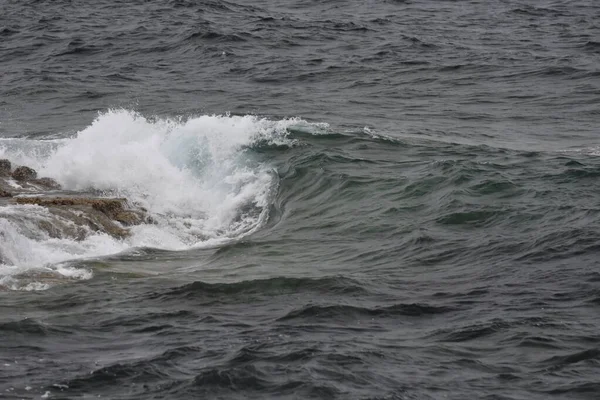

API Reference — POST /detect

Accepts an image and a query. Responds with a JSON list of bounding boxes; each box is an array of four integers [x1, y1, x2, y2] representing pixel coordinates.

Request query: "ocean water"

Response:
[[1, 1, 600, 399]]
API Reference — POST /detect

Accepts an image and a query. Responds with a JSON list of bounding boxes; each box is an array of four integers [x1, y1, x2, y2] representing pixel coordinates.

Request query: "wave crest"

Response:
[[0, 109, 316, 289]]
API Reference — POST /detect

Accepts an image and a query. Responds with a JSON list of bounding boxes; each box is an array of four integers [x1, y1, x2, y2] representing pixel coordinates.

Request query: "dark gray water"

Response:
[[2, 1, 600, 399]]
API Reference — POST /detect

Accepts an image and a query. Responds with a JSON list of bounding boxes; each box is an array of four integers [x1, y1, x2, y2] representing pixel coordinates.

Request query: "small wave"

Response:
[[500, 66, 591, 79], [100, 309, 196, 331], [438, 64, 470, 72], [155, 276, 367, 301], [401, 35, 438, 49], [435, 321, 510, 343], [466, 179, 520, 196], [104, 73, 139, 82], [516, 227, 600, 263], [515, 335, 562, 350], [582, 41, 600, 53], [171, 0, 233, 11], [559, 167, 600, 180], [541, 348, 600, 371], [277, 302, 454, 322], [543, 382, 600, 396], [0, 318, 50, 335], [323, 20, 370, 32], [63, 361, 171, 393], [53, 39, 102, 57], [436, 210, 502, 226], [185, 30, 248, 42], [0, 27, 18, 36], [192, 365, 268, 390], [510, 6, 566, 17], [190, 365, 341, 398], [59, 358, 344, 398]]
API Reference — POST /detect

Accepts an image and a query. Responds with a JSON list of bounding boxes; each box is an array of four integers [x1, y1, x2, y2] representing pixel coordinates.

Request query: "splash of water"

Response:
[[0, 109, 304, 289]]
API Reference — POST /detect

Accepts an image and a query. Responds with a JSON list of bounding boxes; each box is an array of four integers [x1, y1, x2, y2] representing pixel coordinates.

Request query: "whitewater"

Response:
[[0, 109, 307, 290]]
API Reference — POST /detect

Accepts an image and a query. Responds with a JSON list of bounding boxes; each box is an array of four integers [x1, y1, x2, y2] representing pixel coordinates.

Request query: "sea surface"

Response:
[[1, 0, 600, 399]]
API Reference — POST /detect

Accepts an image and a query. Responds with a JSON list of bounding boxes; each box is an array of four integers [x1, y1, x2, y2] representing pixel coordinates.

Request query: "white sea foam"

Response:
[[561, 146, 600, 157], [0, 204, 119, 290], [0, 109, 303, 290]]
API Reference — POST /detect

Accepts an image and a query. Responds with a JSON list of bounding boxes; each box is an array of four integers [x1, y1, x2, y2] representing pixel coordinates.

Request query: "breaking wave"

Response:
[[0, 109, 312, 289]]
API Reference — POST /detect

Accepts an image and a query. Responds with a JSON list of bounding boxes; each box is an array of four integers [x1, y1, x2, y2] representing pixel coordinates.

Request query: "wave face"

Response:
[[0, 110, 305, 289]]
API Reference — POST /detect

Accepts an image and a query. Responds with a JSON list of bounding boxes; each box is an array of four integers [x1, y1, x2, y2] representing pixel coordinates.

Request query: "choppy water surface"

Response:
[[1, 1, 600, 399]]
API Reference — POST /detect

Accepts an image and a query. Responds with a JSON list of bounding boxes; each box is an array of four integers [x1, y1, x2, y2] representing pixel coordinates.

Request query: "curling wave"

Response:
[[0, 109, 315, 290]]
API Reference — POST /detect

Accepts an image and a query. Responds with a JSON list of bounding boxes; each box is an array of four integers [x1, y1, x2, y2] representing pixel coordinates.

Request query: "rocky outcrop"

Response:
[[0, 159, 62, 194], [32, 177, 62, 189], [0, 159, 150, 240], [15, 197, 150, 239], [0, 159, 10, 176], [12, 165, 37, 181]]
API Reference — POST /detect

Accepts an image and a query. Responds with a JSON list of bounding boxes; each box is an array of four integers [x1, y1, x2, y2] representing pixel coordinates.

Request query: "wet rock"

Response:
[[16, 197, 125, 211], [31, 177, 62, 190], [12, 166, 37, 181], [1, 159, 151, 241], [15, 197, 149, 239], [114, 210, 145, 226], [49, 206, 130, 239], [0, 159, 10, 176]]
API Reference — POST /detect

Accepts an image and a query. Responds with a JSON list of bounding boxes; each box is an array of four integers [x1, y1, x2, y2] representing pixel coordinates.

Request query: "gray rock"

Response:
[[12, 166, 37, 181], [32, 177, 62, 190], [0, 159, 10, 176]]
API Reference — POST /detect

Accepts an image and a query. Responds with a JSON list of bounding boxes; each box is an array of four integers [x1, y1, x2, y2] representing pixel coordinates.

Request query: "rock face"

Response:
[[0, 161, 150, 240]]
